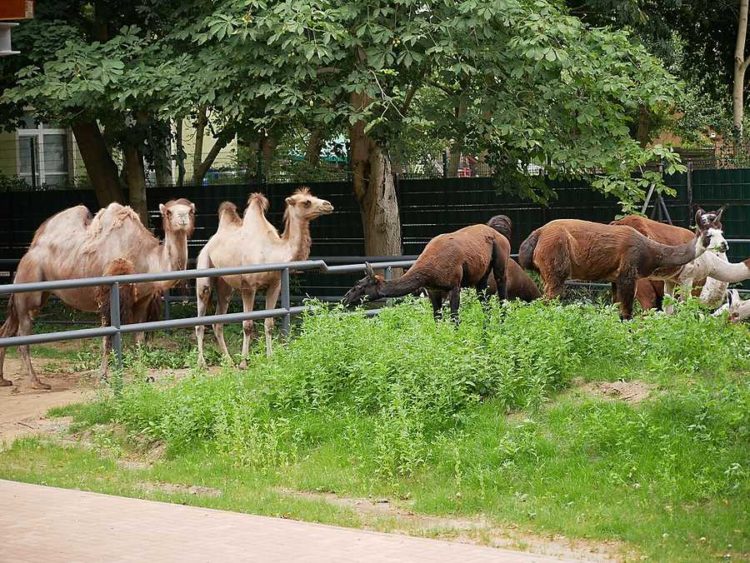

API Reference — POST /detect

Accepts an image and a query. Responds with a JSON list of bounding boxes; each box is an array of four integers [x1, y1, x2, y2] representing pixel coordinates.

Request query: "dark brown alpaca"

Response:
[[610, 208, 727, 311], [518, 214, 728, 320], [343, 224, 510, 321], [429, 215, 540, 303]]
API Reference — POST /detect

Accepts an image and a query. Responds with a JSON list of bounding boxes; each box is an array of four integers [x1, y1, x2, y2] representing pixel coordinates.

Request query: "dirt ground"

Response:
[[0, 357, 95, 447]]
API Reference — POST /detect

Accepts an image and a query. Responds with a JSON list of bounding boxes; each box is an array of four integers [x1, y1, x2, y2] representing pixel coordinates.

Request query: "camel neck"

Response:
[[282, 215, 312, 262], [160, 231, 188, 273]]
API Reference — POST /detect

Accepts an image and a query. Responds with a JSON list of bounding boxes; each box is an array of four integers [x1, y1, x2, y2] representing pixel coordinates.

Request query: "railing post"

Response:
[[384, 266, 393, 281], [281, 267, 290, 338], [109, 282, 123, 370], [163, 288, 170, 321]]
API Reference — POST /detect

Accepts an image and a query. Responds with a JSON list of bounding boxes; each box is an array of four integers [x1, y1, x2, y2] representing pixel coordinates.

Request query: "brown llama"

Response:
[[427, 215, 541, 304], [342, 224, 510, 322], [518, 214, 728, 320], [610, 208, 728, 312]]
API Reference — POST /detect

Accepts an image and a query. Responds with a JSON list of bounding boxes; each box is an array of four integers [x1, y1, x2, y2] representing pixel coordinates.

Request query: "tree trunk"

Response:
[[123, 144, 148, 226], [71, 120, 124, 207], [306, 128, 323, 166], [734, 0, 750, 136], [448, 97, 468, 176], [191, 107, 233, 186], [350, 93, 402, 257], [260, 132, 277, 177], [154, 128, 173, 186], [636, 105, 652, 147], [175, 118, 186, 187]]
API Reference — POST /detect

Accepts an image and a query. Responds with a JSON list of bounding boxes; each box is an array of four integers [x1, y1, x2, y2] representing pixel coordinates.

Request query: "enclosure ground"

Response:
[[1, 479, 575, 562]]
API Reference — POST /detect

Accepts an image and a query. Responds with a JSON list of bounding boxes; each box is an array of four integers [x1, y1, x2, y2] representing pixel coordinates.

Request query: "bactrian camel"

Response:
[[196, 188, 333, 368], [610, 208, 729, 312], [518, 214, 728, 320], [0, 199, 195, 389], [342, 224, 510, 322]]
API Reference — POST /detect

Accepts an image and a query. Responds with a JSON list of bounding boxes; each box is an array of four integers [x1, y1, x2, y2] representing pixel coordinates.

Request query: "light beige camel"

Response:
[[195, 187, 333, 368], [0, 199, 195, 388]]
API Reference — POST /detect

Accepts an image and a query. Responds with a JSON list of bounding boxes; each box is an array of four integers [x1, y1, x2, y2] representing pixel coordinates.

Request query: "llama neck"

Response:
[[282, 215, 312, 261], [378, 270, 427, 298], [655, 237, 701, 268], [707, 257, 750, 283]]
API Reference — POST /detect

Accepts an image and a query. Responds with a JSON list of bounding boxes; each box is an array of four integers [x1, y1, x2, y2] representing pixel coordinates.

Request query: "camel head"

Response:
[[160, 198, 196, 237], [342, 262, 384, 307], [284, 187, 334, 221], [487, 215, 512, 240], [694, 207, 728, 255]]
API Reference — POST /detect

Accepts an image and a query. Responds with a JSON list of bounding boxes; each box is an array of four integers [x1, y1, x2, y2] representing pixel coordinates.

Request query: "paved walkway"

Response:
[[0, 480, 579, 562]]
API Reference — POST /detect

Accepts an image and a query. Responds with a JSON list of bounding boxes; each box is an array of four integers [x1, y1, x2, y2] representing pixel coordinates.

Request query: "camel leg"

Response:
[[195, 277, 212, 368], [615, 275, 636, 321], [428, 290, 444, 321], [16, 298, 50, 390], [131, 297, 153, 348], [663, 280, 676, 315], [238, 288, 257, 370], [448, 287, 461, 325], [263, 283, 282, 357], [491, 248, 507, 303], [213, 278, 234, 365]]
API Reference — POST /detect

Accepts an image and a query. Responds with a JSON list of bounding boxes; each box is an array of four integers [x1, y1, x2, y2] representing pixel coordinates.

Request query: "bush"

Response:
[[99, 296, 750, 477]]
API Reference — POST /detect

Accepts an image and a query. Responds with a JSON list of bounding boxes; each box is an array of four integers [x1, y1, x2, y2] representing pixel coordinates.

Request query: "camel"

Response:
[[0, 199, 196, 388], [342, 224, 510, 322], [195, 187, 334, 368], [518, 214, 728, 320], [611, 208, 729, 312]]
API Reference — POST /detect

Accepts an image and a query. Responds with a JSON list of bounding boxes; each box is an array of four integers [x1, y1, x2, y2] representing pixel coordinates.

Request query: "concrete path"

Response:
[[0, 480, 579, 562]]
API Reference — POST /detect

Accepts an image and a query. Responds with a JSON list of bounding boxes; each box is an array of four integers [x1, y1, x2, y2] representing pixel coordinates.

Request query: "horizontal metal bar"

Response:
[[0, 260, 328, 295], [0, 326, 118, 348], [325, 260, 416, 274]]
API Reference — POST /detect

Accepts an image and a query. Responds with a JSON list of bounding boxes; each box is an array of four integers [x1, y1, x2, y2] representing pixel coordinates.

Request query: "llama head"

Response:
[[342, 262, 384, 307], [487, 215, 512, 240], [285, 187, 334, 221], [726, 289, 744, 323], [694, 208, 728, 255], [160, 199, 196, 237], [695, 205, 726, 231]]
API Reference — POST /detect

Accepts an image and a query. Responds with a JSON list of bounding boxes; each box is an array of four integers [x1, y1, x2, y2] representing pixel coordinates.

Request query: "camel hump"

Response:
[[247, 193, 270, 212], [218, 201, 242, 228]]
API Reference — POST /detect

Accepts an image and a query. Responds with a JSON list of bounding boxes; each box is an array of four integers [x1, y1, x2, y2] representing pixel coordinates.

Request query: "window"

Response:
[[17, 116, 72, 187]]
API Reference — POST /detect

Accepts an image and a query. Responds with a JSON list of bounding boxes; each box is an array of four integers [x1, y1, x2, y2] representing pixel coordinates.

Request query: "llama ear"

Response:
[[190, 202, 196, 213], [695, 208, 706, 227], [285, 196, 295, 206], [159, 203, 166, 215], [729, 289, 741, 307], [365, 262, 375, 279], [715, 204, 727, 222]]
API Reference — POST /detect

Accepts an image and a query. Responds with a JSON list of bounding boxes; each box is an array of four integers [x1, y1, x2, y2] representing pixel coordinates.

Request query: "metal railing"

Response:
[[0, 259, 415, 368]]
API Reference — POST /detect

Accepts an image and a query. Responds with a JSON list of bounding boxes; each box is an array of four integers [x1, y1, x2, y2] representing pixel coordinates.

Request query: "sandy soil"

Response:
[[0, 357, 96, 447], [278, 489, 630, 561]]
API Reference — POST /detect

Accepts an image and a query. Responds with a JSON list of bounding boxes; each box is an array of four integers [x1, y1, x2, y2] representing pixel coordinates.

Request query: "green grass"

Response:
[[2, 295, 749, 561]]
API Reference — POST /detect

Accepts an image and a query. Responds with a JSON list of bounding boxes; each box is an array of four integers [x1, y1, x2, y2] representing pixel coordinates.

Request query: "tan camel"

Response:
[[195, 187, 333, 368], [0, 199, 196, 388]]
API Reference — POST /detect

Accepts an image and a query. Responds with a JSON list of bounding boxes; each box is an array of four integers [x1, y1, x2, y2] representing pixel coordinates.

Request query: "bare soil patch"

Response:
[[140, 481, 222, 498], [278, 488, 629, 561], [0, 357, 96, 447], [583, 380, 655, 404]]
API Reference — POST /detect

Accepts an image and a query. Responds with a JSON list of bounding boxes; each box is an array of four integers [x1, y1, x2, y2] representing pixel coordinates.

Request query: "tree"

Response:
[[189, 0, 682, 256], [735, 0, 750, 135]]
